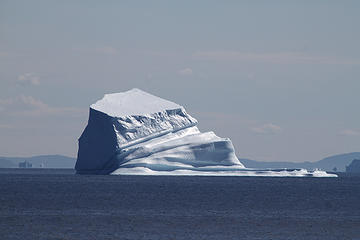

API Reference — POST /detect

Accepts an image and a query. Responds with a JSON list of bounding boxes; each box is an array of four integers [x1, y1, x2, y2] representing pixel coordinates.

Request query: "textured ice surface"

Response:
[[76, 88, 336, 177]]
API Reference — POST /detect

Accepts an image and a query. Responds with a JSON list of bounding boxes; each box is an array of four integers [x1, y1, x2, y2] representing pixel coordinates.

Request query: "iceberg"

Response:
[[75, 88, 336, 177]]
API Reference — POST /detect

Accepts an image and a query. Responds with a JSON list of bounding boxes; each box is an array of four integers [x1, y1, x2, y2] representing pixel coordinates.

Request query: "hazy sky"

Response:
[[0, 1, 359, 162]]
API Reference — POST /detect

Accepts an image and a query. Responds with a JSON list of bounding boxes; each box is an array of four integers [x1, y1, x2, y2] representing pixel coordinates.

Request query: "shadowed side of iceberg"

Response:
[[76, 108, 119, 174]]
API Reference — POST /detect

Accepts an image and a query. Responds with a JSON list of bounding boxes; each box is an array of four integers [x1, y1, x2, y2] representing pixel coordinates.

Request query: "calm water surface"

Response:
[[0, 168, 359, 240]]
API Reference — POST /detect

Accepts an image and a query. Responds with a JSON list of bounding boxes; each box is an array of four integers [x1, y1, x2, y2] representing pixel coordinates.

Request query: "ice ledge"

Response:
[[111, 167, 338, 177]]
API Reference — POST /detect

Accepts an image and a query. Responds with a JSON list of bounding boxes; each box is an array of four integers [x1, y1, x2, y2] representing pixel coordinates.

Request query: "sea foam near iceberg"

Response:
[[75, 88, 336, 177]]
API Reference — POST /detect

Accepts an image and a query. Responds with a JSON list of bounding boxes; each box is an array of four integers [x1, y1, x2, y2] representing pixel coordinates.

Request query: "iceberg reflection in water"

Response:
[[76, 88, 336, 177]]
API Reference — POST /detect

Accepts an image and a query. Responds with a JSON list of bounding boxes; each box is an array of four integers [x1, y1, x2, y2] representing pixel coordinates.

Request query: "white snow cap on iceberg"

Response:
[[76, 88, 336, 177], [91, 88, 182, 117]]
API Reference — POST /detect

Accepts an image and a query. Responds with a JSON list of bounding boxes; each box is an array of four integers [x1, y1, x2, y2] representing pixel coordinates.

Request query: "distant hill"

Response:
[[0, 155, 76, 168], [1, 152, 359, 171], [0, 158, 17, 168], [315, 152, 360, 171], [240, 152, 360, 172]]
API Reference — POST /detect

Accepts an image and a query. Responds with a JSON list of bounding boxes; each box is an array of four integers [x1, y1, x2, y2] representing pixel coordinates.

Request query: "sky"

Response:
[[0, 0, 359, 162]]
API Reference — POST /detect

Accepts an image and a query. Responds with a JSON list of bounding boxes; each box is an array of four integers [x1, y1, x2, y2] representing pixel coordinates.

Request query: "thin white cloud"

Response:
[[0, 124, 13, 129], [0, 51, 9, 57], [0, 95, 85, 117], [73, 46, 118, 55], [339, 129, 360, 136], [192, 51, 360, 65], [17, 73, 40, 86], [251, 123, 282, 134], [143, 50, 181, 58], [178, 68, 193, 76], [95, 46, 118, 55], [247, 73, 255, 79]]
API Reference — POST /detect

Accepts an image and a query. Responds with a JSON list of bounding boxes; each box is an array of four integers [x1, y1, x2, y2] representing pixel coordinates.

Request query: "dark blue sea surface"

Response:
[[0, 169, 359, 240]]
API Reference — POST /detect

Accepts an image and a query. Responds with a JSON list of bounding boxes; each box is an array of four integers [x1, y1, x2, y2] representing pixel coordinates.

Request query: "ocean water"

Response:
[[0, 169, 359, 240]]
